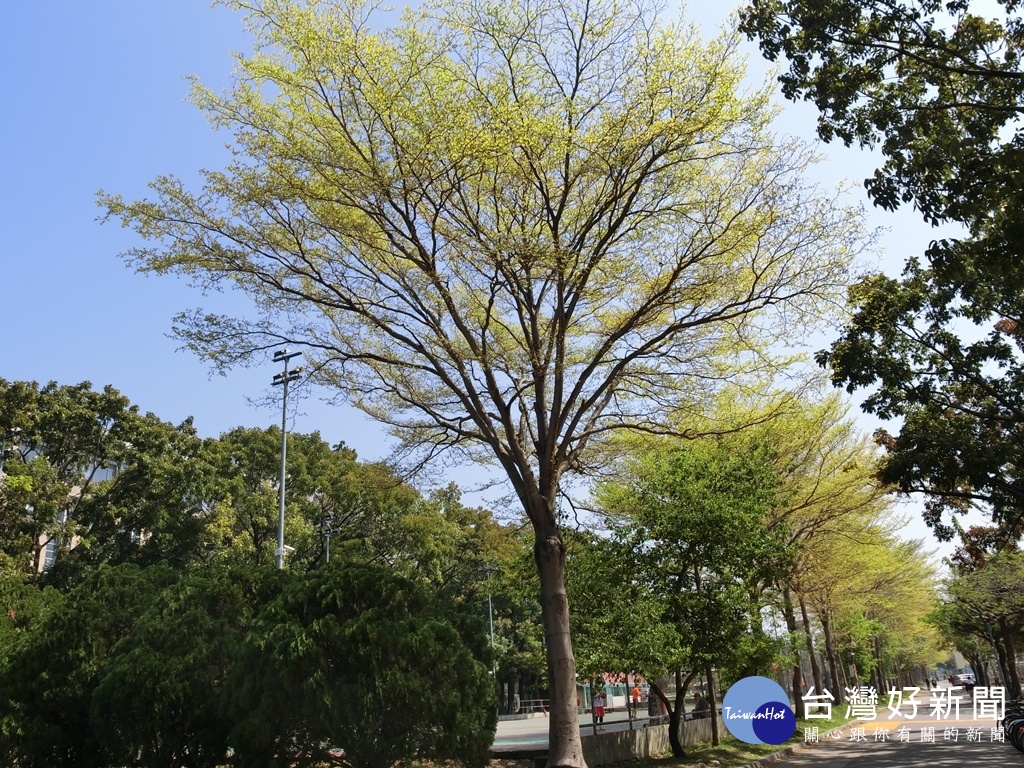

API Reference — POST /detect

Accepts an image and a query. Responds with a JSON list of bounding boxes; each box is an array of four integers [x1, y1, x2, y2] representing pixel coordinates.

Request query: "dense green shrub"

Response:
[[1, 562, 495, 768], [227, 563, 497, 768]]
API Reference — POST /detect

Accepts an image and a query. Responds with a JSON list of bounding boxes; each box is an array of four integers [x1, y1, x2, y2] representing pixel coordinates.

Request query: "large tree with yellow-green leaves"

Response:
[[101, 0, 862, 763]]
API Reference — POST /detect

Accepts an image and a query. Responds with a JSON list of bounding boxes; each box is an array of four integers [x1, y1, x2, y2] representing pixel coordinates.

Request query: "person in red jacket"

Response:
[[593, 689, 606, 724]]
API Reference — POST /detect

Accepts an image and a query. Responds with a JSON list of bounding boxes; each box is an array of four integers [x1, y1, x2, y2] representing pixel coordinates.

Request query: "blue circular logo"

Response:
[[721, 676, 796, 744]]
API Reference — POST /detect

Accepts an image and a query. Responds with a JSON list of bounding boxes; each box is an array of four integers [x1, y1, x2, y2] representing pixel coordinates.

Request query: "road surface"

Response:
[[781, 731, 1021, 767]]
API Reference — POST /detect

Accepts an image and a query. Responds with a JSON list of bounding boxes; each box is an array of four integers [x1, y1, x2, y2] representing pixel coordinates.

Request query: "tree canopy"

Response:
[[580, 436, 790, 754], [936, 551, 1024, 696], [0, 379, 210, 577], [739, 0, 1024, 229], [739, 0, 1024, 542], [227, 563, 496, 768]]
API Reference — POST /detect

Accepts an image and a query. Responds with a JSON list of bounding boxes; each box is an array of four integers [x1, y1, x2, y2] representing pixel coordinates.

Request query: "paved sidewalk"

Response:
[[494, 711, 654, 751]]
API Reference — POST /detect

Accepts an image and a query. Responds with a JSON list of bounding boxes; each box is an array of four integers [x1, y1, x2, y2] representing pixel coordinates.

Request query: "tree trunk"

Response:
[[675, 669, 686, 720], [798, 594, 823, 694], [999, 621, 1023, 698], [536, 523, 587, 768], [993, 630, 1012, 688], [705, 662, 720, 747], [821, 608, 841, 695], [782, 586, 804, 717], [872, 636, 884, 694], [650, 681, 686, 758]]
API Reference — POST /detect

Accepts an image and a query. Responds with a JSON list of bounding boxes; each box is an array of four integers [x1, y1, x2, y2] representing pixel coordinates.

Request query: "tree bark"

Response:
[[993, 630, 1012, 689], [675, 669, 686, 720], [821, 608, 841, 695], [999, 621, 1023, 698], [650, 680, 686, 758], [966, 654, 984, 687], [536, 524, 587, 768], [782, 586, 804, 718], [872, 636, 884, 694], [798, 593, 823, 694]]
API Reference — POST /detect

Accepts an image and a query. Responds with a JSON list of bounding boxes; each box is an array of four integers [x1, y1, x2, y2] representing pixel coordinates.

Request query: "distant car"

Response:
[[961, 673, 976, 686], [950, 674, 963, 685]]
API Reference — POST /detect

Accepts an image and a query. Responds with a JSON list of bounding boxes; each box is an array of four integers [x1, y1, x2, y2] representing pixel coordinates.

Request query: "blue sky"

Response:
[[3, 3, 334, 440], [3, 1, 950, 549]]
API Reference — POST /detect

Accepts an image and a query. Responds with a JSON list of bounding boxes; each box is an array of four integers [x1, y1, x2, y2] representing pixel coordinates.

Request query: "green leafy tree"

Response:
[[0, 575, 59, 653], [202, 426, 387, 570], [928, 602, 995, 688], [3, 562, 496, 768], [480, 526, 548, 714], [644, 384, 905, 710], [225, 562, 496, 768], [738, 0, 1024, 228], [854, 538, 941, 693], [819, 273, 1024, 543], [369, 483, 497, 595], [738, 0, 1024, 543], [0, 380, 215, 579], [940, 552, 1024, 696], [100, 0, 861, 760], [585, 437, 791, 754], [0, 573, 62, 761], [754, 390, 896, 712]]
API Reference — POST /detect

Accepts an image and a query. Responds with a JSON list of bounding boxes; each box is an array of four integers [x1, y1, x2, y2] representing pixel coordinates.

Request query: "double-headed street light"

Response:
[[272, 349, 302, 570]]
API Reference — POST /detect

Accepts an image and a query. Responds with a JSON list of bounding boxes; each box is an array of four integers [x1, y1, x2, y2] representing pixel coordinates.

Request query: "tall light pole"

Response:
[[484, 564, 497, 679], [272, 349, 302, 570], [320, 511, 335, 564]]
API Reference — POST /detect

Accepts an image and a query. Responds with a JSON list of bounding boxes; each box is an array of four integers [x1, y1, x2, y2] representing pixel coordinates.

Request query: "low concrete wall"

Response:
[[498, 712, 549, 722], [580, 714, 725, 766], [581, 724, 667, 766], [679, 713, 725, 747]]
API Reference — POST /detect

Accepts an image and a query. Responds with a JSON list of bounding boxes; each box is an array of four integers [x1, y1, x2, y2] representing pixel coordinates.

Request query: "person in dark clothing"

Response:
[[693, 692, 710, 719]]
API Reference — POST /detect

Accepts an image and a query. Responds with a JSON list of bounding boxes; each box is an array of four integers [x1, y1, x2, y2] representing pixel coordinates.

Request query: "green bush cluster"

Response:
[[0, 562, 496, 768]]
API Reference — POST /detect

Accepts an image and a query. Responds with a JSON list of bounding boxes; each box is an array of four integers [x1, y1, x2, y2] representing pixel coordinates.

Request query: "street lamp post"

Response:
[[320, 512, 335, 564], [272, 349, 302, 570], [484, 564, 497, 679]]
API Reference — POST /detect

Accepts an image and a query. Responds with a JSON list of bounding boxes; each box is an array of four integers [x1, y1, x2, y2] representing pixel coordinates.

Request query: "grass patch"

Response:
[[596, 711, 854, 768]]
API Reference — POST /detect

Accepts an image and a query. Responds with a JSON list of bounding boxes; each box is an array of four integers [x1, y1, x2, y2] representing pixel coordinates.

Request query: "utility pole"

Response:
[[272, 349, 302, 570]]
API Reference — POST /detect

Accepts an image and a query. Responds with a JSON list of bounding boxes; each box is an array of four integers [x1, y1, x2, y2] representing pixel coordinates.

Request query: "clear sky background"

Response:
[[3, 2, 953, 554]]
